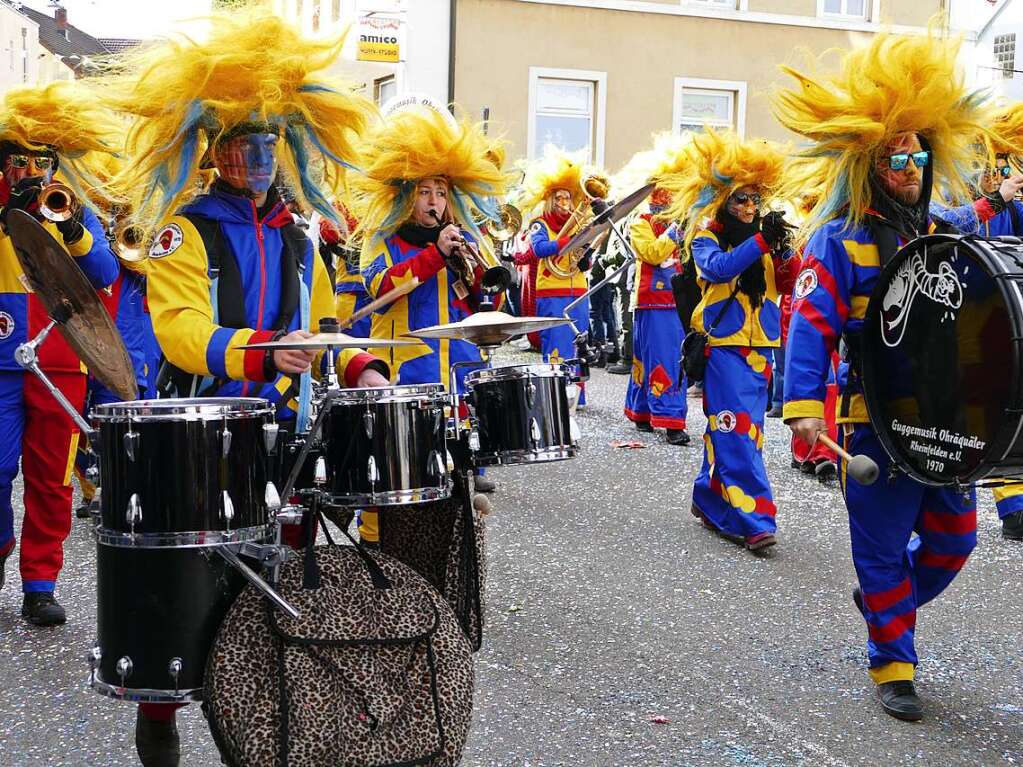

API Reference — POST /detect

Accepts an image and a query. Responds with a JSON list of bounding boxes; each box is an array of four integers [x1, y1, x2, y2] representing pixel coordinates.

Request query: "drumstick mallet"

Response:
[[818, 433, 880, 485], [340, 277, 420, 330]]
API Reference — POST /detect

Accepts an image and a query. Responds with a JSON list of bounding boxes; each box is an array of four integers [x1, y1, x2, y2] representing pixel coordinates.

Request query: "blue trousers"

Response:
[[625, 308, 686, 429], [588, 285, 617, 346], [841, 425, 976, 674], [537, 295, 589, 405], [691, 346, 775, 538]]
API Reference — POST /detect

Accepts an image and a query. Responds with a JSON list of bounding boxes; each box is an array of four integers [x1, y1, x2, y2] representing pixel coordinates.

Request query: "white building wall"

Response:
[[972, 0, 1023, 101], [0, 5, 41, 93]]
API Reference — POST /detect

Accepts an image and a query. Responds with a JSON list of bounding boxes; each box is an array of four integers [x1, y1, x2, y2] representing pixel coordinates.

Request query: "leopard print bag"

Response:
[[203, 544, 474, 767]]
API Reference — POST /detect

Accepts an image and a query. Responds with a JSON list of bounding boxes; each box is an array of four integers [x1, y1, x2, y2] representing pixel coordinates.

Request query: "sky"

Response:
[[18, 0, 214, 40]]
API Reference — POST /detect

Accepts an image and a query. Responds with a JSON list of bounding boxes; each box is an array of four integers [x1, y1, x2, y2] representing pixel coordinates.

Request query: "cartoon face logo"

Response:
[[649, 364, 673, 397], [148, 223, 184, 259], [716, 409, 736, 433], [0, 311, 13, 340], [794, 268, 818, 300]]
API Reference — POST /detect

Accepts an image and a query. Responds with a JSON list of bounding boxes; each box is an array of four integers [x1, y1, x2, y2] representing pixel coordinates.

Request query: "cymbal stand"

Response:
[[561, 214, 637, 336], [447, 345, 497, 441]]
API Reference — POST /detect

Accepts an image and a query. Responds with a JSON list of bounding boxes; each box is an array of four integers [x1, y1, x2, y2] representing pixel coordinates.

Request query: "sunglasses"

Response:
[[887, 151, 930, 171], [993, 165, 1013, 178], [731, 192, 762, 206], [8, 154, 54, 171]]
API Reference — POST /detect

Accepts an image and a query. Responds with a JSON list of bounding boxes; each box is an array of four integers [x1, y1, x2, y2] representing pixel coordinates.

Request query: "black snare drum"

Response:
[[862, 234, 1023, 484], [321, 384, 451, 506], [465, 363, 579, 466], [92, 398, 277, 546], [90, 545, 245, 702]]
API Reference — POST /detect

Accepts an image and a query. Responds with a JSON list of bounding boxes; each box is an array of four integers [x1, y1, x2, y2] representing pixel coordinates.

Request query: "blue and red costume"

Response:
[[624, 212, 686, 430], [690, 222, 797, 542], [528, 211, 589, 403], [783, 213, 977, 685], [0, 200, 118, 593]]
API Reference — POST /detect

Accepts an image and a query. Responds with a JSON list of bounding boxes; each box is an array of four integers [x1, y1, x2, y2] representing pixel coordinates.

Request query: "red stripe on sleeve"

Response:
[[243, 330, 276, 382]]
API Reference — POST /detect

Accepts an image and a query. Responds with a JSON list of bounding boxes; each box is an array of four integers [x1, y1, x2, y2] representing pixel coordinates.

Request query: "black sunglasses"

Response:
[[887, 151, 930, 171], [731, 192, 762, 206]]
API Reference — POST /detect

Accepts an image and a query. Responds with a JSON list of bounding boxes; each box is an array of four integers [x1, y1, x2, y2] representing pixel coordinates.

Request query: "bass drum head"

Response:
[[862, 234, 1022, 484]]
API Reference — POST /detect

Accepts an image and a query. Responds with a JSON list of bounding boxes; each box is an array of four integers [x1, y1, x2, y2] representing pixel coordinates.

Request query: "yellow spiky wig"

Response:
[[985, 102, 1023, 161], [772, 27, 995, 242], [657, 128, 786, 247], [0, 80, 123, 206], [352, 107, 512, 241], [613, 132, 694, 204], [516, 146, 593, 216], [92, 8, 376, 231]]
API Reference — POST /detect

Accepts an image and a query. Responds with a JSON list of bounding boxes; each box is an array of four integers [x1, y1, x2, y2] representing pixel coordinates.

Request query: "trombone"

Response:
[[547, 173, 610, 279]]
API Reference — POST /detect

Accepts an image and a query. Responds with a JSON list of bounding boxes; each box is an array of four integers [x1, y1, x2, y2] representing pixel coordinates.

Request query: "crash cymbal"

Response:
[[563, 182, 657, 254], [405, 310, 571, 345], [236, 332, 424, 350], [8, 210, 139, 401]]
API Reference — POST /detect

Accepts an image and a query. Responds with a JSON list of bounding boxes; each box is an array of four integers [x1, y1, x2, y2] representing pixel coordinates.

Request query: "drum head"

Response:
[[862, 234, 1023, 484]]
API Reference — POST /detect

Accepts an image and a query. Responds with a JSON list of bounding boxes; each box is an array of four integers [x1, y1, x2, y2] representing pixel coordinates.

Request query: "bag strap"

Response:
[[704, 281, 741, 335]]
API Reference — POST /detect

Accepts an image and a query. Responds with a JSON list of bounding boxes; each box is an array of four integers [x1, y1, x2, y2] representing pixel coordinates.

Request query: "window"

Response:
[[673, 78, 747, 137], [819, 0, 868, 19], [688, 0, 737, 8], [374, 75, 396, 106], [527, 68, 607, 164], [995, 33, 1016, 79]]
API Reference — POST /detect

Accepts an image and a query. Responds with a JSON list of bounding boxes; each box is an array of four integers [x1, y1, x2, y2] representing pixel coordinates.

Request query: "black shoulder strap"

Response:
[[704, 282, 741, 335], [180, 213, 248, 330], [274, 221, 306, 332]]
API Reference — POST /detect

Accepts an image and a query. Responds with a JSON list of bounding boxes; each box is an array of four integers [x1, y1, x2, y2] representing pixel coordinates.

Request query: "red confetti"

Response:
[[647, 715, 671, 725]]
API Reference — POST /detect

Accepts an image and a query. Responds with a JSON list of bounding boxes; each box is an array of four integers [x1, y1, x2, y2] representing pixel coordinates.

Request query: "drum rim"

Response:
[[93, 524, 272, 548], [862, 233, 1023, 485], [326, 481, 453, 507], [465, 363, 570, 384], [330, 383, 446, 404], [90, 674, 202, 703], [92, 397, 273, 422], [472, 445, 579, 466]]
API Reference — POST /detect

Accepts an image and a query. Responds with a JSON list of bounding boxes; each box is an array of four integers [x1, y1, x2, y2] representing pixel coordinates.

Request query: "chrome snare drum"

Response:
[[465, 363, 579, 466], [92, 398, 277, 547], [321, 384, 451, 505]]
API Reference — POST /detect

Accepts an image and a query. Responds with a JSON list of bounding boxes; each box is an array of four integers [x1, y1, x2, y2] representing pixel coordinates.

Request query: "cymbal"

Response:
[[563, 182, 657, 254], [8, 210, 139, 401], [405, 310, 571, 345], [236, 332, 425, 350]]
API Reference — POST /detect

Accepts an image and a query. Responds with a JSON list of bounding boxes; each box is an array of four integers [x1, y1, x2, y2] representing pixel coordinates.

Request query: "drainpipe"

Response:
[[447, 0, 457, 109]]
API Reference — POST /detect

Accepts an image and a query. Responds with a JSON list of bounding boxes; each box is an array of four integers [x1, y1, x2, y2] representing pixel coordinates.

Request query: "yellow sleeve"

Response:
[[630, 216, 678, 266], [360, 236, 395, 298]]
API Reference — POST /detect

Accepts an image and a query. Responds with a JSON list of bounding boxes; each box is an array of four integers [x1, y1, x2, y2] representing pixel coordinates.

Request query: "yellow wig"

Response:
[[772, 28, 995, 241], [0, 80, 122, 205], [987, 102, 1023, 158], [613, 132, 694, 200], [352, 108, 512, 241], [93, 8, 376, 230], [657, 128, 786, 247], [517, 146, 590, 215]]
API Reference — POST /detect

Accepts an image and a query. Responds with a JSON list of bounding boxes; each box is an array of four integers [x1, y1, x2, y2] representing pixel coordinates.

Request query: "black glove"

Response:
[[0, 177, 43, 231], [55, 204, 85, 245], [984, 190, 1008, 215], [760, 210, 791, 250], [578, 245, 594, 273]]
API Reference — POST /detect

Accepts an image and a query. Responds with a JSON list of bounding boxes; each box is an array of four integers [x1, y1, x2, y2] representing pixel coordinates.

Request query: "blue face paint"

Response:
[[215, 133, 279, 196]]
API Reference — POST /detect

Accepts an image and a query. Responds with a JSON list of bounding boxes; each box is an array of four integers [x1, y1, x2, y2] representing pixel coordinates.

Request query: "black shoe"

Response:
[[790, 458, 803, 470], [0, 543, 11, 590], [21, 592, 66, 626], [593, 350, 607, 368], [607, 360, 631, 375], [852, 587, 864, 616], [75, 502, 92, 519], [135, 707, 181, 767], [767, 404, 783, 418], [607, 349, 621, 365], [1002, 510, 1023, 540], [474, 474, 496, 493], [877, 680, 924, 722], [815, 460, 837, 482], [800, 460, 816, 475], [635, 421, 654, 433], [665, 428, 691, 446]]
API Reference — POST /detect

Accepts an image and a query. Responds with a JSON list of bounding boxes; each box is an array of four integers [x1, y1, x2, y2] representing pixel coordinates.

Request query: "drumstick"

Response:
[[340, 277, 419, 330], [818, 433, 880, 485]]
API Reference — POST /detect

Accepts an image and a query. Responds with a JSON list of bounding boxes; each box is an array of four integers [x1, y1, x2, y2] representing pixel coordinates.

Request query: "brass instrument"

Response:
[[546, 173, 610, 279], [483, 203, 522, 243], [39, 182, 77, 223], [429, 209, 512, 302], [114, 223, 148, 270]]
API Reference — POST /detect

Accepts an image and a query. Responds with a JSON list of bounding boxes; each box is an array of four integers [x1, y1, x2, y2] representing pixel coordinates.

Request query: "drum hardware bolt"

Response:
[[222, 491, 235, 523], [428, 450, 445, 478], [265, 482, 282, 514], [529, 418, 542, 445], [262, 422, 279, 454], [276, 506, 304, 525], [527, 381, 537, 408], [221, 428, 233, 458], [126, 493, 142, 533], [363, 411, 375, 439], [116, 656, 133, 685], [123, 430, 139, 462], [314, 456, 327, 485], [367, 455, 380, 484], [168, 658, 183, 695]]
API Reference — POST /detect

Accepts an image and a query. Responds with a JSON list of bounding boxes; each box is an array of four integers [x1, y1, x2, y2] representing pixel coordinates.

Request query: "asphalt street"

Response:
[[1, 350, 1021, 766]]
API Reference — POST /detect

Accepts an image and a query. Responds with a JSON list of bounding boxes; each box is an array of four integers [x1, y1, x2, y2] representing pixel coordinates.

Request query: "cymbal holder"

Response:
[[447, 355, 494, 441], [561, 215, 637, 335]]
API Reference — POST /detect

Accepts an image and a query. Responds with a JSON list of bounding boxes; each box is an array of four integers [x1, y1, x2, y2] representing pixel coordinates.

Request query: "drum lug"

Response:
[[434, 408, 445, 435], [220, 428, 232, 458], [265, 482, 281, 514], [367, 455, 380, 483], [123, 429, 139, 462], [468, 429, 480, 452], [529, 417, 542, 445], [116, 656, 133, 686], [221, 491, 235, 524], [126, 493, 142, 533], [263, 422, 279, 455], [168, 658, 182, 696], [526, 381, 537, 408], [314, 456, 327, 485], [428, 450, 445, 478], [276, 505, 304, 526], [363, 411, 375, 439]]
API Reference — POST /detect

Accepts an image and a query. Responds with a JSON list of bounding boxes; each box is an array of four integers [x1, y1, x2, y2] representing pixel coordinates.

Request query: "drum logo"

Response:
[[716, 410, 736, 433], [148, 224, 184, 259], [881, 251, 963, 348], [0, 311, 12, 340]]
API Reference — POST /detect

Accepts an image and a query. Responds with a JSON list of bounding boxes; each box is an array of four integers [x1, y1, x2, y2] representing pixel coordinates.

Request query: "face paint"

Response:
[[876, 132, 923, 205], [213, 133, 279, 196]]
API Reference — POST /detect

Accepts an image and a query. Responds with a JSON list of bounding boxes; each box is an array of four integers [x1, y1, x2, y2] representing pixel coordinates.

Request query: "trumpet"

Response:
[[39, 182, 77, 223], [114, 223, 148, 270], [429, 209, 512, 302], [547, 173, 610, 279]]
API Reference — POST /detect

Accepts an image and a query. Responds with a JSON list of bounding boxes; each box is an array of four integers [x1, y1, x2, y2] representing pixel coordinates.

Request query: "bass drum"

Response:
[[862, 234, 1023, 485]]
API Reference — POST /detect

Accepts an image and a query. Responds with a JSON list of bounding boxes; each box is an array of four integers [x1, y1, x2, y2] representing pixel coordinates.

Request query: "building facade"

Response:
[[968, 0, 1023, 100], [452, 0, 943, 169]]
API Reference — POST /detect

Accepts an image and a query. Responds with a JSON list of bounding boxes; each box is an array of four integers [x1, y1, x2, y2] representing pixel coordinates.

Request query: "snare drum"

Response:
[[465, 364, 579, 466], [92, 398, 277, 546], [321, 384, 451, 505]]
